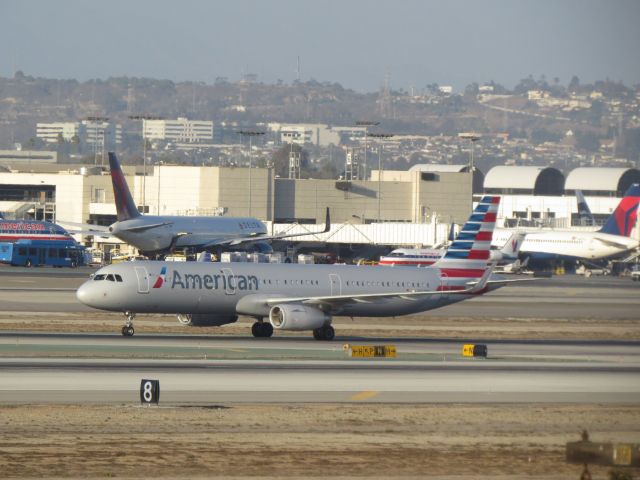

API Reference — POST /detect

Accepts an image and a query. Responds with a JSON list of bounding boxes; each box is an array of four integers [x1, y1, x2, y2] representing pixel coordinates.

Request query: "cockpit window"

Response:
[[115, 274, 123, 282], [106, 274, 115, 282], [93, 274, 106, 281]]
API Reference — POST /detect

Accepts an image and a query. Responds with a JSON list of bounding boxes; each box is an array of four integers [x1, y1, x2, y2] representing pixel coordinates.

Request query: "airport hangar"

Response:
[[0, 157, 638, 256]]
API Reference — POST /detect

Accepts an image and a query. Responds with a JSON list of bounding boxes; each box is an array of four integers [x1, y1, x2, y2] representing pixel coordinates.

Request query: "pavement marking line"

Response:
[[228, 348, 248, 353], [350, 390, 380, 401]]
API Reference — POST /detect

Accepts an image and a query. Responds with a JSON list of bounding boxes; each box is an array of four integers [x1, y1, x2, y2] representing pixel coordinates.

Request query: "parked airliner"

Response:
[[379, 231, 526, 266], [78, 152, 329, 257], [77, 196, 523, 340], [492, 183, 640, 262], [0, 215, 74, 243]]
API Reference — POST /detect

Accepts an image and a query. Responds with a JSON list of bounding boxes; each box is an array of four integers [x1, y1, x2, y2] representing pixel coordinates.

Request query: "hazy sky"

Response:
[[1, 0, 639, 92]]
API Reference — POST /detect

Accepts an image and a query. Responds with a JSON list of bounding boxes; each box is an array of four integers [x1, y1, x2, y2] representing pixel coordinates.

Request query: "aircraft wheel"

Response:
[[313, 326, 335, 341], [261, 322, 273, 338], [323, 326, 335, 341], [251, 322, 261, 337], [252, 322, 273, 338]]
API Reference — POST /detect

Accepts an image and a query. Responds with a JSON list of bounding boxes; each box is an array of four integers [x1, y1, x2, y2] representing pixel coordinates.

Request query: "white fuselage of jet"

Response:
[[109, 216, 267, 253], [492, 228, 638, 260], [78, 261, 480, 319]]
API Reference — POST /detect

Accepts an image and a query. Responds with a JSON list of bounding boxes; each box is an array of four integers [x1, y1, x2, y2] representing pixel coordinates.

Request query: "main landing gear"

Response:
[[121, 311, 135, 336], [313, 325, 335, 341], [251, 321, 273, 338]]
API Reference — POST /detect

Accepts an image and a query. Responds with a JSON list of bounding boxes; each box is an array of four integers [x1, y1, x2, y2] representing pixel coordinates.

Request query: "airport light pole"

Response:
[[355, 121, 379, 180], [458, 133, 481, 171], [238, 130, 265, 216], [86, 116, 109, 167], [368, 132, 394, 222], [129, 115, 163, 211]]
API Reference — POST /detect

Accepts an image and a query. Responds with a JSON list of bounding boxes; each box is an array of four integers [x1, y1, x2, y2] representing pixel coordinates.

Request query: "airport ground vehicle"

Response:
[[631, 265, 640, 281], [0, 239, 86, 267]]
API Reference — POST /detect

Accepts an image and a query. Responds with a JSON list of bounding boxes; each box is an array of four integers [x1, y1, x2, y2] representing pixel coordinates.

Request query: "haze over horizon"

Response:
[[1, 0, 639, 93]]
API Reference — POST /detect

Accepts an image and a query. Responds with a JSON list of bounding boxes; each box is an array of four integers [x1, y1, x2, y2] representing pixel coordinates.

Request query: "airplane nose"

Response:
[[76, 282, 95, 307]]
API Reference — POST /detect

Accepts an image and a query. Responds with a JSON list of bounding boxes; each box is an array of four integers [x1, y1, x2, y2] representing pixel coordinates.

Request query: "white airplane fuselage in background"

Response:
[[491, 228, 637, 261], [109, 215, 267, 254], [490, 183, 640, 262]]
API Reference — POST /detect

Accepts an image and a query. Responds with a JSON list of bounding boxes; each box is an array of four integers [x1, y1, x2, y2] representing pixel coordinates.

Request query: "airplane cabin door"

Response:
[[134, 266, 150, 294], [329, 273, 342, 296]]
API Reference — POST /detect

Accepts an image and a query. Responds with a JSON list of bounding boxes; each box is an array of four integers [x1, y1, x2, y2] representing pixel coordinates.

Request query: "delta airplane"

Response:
[[75, 152, 329, 257], [491, 183, 640, 262], [0, 213, 74, 243], [77, 196, 525, 339], [379, 231, 526, 266]]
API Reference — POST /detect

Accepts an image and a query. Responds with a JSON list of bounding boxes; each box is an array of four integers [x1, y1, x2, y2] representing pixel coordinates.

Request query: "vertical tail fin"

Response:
[[494, 231, 526, 262], [434, 196, 500, 279], [576, 190, 594, 226], [598, 183, 640, 237], [108, 152, 141, 222]]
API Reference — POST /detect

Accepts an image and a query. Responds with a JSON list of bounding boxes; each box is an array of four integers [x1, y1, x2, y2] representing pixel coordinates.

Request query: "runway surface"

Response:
[[1, 267, 639, 405], [1, 333, 638, 404]]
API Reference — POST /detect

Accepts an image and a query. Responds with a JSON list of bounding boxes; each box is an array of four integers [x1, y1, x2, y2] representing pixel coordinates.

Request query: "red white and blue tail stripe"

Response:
[[434, 196, 500, 289]]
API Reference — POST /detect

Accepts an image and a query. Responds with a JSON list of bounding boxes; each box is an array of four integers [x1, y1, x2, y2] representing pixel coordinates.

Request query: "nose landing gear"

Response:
[[121, 311, 136, 336]]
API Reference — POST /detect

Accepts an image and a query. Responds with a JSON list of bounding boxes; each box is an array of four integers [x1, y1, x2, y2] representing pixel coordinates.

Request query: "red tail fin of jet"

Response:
[[108, 152, 141, 222]]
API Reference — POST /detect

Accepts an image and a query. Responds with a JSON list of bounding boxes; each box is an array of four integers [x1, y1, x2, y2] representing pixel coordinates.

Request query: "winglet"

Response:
[[469, 264, 494, 293], [322, 207, 331, 233], [108, 152, 141, 222]]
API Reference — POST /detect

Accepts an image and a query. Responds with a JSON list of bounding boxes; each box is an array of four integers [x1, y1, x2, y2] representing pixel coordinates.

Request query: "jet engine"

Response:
[[176, 313, 238, 327], [268, 304, 330, 331]]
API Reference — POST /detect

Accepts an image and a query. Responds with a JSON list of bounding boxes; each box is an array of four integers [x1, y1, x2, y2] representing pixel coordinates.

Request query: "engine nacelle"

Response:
[[269, 304, 330, 331], [176, 313, 238, 327]]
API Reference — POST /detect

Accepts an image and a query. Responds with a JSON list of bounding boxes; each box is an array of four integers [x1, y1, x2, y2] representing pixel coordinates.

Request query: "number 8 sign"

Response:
[[140, 379, 160, 404]]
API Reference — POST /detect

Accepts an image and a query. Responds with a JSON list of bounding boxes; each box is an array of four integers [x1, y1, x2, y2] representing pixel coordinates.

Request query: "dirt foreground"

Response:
[[2, 311, 640, 340], [0, 403, 638, 479]]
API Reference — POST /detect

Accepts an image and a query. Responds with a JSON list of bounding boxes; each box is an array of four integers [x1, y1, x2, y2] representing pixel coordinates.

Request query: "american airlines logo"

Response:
[[152, 266, 168, 288], [165, 270, 259, 291]]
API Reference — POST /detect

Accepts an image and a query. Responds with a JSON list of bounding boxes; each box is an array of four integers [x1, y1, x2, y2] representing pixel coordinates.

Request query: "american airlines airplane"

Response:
[[77, 196, 522, 339], [78, 152, 329, 257], [0, 214, 74, 243], [491, 183, 640, 262], [379, 231, 526, 266]]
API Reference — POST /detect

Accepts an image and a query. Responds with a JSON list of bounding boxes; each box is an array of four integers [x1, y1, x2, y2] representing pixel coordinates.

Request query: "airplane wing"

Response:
[[57, 220, 112, 238], [57, 220, 110, 233], [202, 208, 331, 249], [118, 221, 174, 233], [485, 277, 539, 288], [594, 237, 637, 250]]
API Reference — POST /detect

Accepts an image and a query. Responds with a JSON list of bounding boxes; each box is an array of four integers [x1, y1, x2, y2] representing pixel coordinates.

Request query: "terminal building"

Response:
[[484, 166, 640, 228]]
